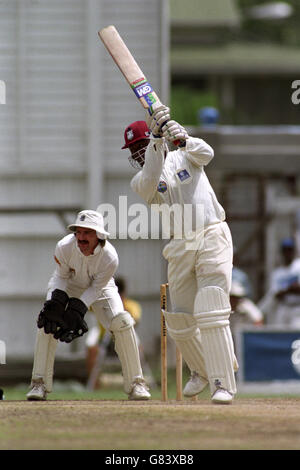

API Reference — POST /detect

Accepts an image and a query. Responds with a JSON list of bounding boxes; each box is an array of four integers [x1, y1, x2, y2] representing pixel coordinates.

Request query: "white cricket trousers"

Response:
[[31, 285, 142, 392], [163, 221, 233, 313], [162, 221, 237, 395]]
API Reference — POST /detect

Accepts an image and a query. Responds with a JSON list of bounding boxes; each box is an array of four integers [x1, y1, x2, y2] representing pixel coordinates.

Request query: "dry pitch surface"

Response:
[[1, 397, 300, 450]]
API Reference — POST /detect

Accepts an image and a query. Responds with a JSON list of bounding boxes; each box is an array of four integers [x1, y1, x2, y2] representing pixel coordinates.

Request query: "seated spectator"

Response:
[[230, 280, 264, 331], [267, 237, 300, 326]]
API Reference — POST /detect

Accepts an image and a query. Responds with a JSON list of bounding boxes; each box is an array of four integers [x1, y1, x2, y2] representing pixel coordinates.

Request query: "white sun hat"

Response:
[[68, 210, 109, 239], [230, 281, 246, 298]]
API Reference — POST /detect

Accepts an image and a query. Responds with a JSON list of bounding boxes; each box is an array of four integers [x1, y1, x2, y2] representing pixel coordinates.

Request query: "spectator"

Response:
[[230, 280, 264, 332], [115, 277, 142, 327], [232, 265, 253, 299], [267, 237, 300, 326]]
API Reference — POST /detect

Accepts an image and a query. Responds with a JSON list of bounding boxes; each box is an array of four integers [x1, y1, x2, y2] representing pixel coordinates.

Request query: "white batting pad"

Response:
[[110, 312, 143, 394], [163, 311, 207, 380], [200, 326, 237, 394], [32, 329, 57, 392], [193, 286, 231, 327], [194, 286, 236, 394]]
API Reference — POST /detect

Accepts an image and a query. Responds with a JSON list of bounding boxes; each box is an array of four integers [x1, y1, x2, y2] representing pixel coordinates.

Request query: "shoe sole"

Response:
[[212, 401, 232, 405], [129, 396, 151, 401], [27, 396, 47, 401], [211, 398, 232, 405]]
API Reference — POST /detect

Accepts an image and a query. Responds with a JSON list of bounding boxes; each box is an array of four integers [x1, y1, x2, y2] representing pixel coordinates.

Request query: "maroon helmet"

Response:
[[122, 121, 150, 149]]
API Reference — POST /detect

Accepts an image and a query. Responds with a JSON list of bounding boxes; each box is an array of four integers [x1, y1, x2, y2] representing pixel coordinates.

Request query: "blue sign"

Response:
[[239, 329, 300, 382]]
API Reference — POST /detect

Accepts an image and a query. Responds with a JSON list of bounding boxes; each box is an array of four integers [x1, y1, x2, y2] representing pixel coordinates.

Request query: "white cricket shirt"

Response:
[[47, 234, 118, 307], [130, 136, 225, 236]]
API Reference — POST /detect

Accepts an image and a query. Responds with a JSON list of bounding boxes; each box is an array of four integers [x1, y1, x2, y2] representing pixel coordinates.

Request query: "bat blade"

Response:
[[98, 25, 184, 147], [98, 25, 162, 113]]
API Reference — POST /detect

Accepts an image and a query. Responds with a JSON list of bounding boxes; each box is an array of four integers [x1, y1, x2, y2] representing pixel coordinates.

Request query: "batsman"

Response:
[[123, 111, 238, 404]]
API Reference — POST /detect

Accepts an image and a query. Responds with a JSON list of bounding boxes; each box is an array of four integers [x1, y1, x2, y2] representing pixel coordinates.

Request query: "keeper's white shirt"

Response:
[[130, 136, 225, 236], [47, 234, 118, 307]]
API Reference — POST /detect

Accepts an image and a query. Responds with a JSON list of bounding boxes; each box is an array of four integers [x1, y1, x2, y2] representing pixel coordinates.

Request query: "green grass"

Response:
[[2, 371, 300, 450], [3, 387, 123, 401], [1, 367, 196, 401], [2, 366, 299, 401], [5, 386, 299, 402]]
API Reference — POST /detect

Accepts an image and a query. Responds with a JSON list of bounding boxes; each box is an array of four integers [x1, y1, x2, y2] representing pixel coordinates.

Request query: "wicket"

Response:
[[160, 283, 183, 401]]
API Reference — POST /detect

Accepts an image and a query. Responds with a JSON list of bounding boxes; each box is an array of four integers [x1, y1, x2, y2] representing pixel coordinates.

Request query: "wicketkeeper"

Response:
[[123, 111, 238, 404], [27, 210, 150, 401]]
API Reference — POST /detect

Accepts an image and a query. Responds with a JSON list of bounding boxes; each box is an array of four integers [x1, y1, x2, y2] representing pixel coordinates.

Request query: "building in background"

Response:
[[169, 0, 300, 301], [0, 0, 169, 371], [170, 0, 300, 125]]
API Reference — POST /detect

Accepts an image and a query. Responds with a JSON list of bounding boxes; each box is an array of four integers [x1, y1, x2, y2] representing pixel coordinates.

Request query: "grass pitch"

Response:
[[1, 383, 300, 451]]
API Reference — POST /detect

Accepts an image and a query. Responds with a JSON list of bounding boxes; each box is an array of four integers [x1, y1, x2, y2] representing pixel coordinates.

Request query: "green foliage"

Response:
[[236, 0, 300, 47], [170, 85, 219, 125]]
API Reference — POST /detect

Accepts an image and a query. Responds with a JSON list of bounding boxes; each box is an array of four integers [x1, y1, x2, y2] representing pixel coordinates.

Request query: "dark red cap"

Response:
[[122, 121, 150, 149]]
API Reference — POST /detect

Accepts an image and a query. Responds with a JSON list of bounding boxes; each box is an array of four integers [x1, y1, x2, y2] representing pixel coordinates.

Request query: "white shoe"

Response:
[[211, 388, 233, 405], [128, 379, 151, 401], [183, 371, 208, 397], [26, 379, 47, 401]]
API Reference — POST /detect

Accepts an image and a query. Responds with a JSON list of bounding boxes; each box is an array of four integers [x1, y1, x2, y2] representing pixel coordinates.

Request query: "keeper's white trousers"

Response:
[[31, 285, 144, 393]]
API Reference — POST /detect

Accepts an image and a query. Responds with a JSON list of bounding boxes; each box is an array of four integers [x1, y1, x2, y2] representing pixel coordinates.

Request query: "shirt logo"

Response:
[[177, 169, 191, 182], [157, 180, 168, 193]]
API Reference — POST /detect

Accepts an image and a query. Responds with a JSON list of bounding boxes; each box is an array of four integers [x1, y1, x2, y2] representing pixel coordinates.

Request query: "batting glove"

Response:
[[161, 120, 188, 144], [146, 105, 170, 137]]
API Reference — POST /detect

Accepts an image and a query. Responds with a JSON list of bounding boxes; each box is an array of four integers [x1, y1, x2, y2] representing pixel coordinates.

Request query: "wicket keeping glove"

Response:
[[56, 297, 88, 343], [37, 289, 69, 335]]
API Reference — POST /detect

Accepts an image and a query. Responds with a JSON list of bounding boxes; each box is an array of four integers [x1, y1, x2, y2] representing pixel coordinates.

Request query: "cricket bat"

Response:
[[98, 25, 182, 145]]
